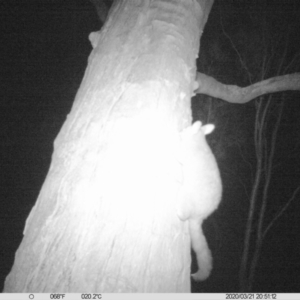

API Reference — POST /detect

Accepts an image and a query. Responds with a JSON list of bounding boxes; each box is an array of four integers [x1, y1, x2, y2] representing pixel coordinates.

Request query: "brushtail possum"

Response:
[[177, 121, 222, 281]]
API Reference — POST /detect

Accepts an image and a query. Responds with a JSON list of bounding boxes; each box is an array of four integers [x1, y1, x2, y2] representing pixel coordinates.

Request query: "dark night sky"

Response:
[[1, 0, 300, 293]]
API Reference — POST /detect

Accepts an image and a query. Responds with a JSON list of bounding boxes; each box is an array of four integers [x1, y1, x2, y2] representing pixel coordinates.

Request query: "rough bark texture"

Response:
[[4, 0, 213, 292]]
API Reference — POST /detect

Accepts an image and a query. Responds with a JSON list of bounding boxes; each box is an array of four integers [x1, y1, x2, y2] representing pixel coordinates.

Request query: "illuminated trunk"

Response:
[[4, 0, 213, 292]]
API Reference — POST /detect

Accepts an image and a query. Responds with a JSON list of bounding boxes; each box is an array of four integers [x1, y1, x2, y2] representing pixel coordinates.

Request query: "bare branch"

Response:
[[263, 185, 300, 238], [195, 72, 300, 103], [89, 0, 109, 23]]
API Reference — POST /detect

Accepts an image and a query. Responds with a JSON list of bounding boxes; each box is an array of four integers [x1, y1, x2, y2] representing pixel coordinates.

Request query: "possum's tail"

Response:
[[189, 219, 213, 281]]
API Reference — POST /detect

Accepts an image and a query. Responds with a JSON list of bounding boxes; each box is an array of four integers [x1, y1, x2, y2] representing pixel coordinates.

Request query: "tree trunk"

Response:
[[4, 0, 213, 292]]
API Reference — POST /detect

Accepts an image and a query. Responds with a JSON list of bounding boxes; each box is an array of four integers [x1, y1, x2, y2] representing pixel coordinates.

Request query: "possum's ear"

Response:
[[191, 121, 202, 133], [202, 124, 215, 135], [89, 31, 101, 49]]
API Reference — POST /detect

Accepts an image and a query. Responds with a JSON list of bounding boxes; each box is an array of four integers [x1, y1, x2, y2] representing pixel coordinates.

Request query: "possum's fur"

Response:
[[177, 121, 222, 281]]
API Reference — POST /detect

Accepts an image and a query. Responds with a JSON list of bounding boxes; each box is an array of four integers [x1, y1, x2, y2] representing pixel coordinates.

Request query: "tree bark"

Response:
[[4, 0, 214, 292]]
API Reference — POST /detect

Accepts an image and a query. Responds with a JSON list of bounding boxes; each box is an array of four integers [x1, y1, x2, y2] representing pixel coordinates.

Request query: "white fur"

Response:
[[177, 121, 222, 281]]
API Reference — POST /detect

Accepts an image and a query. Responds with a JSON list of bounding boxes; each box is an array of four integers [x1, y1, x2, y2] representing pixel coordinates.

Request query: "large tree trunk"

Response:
[[4, 0, 213, 292]]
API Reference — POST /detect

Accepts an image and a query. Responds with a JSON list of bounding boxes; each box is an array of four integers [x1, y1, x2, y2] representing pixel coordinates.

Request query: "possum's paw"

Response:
[[191, 268, 211, 281]]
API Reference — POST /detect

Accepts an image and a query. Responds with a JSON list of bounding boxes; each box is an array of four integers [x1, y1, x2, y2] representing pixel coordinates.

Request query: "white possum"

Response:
[[177, 121, 222, 281]]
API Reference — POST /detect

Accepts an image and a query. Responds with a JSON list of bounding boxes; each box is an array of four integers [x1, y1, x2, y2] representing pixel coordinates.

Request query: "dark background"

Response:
[[1, 0, 300, 293]]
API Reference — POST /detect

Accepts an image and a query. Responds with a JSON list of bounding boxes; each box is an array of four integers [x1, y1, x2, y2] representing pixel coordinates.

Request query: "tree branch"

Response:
[[89, 0, 109, 24], [195, 72, 300, 103]]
